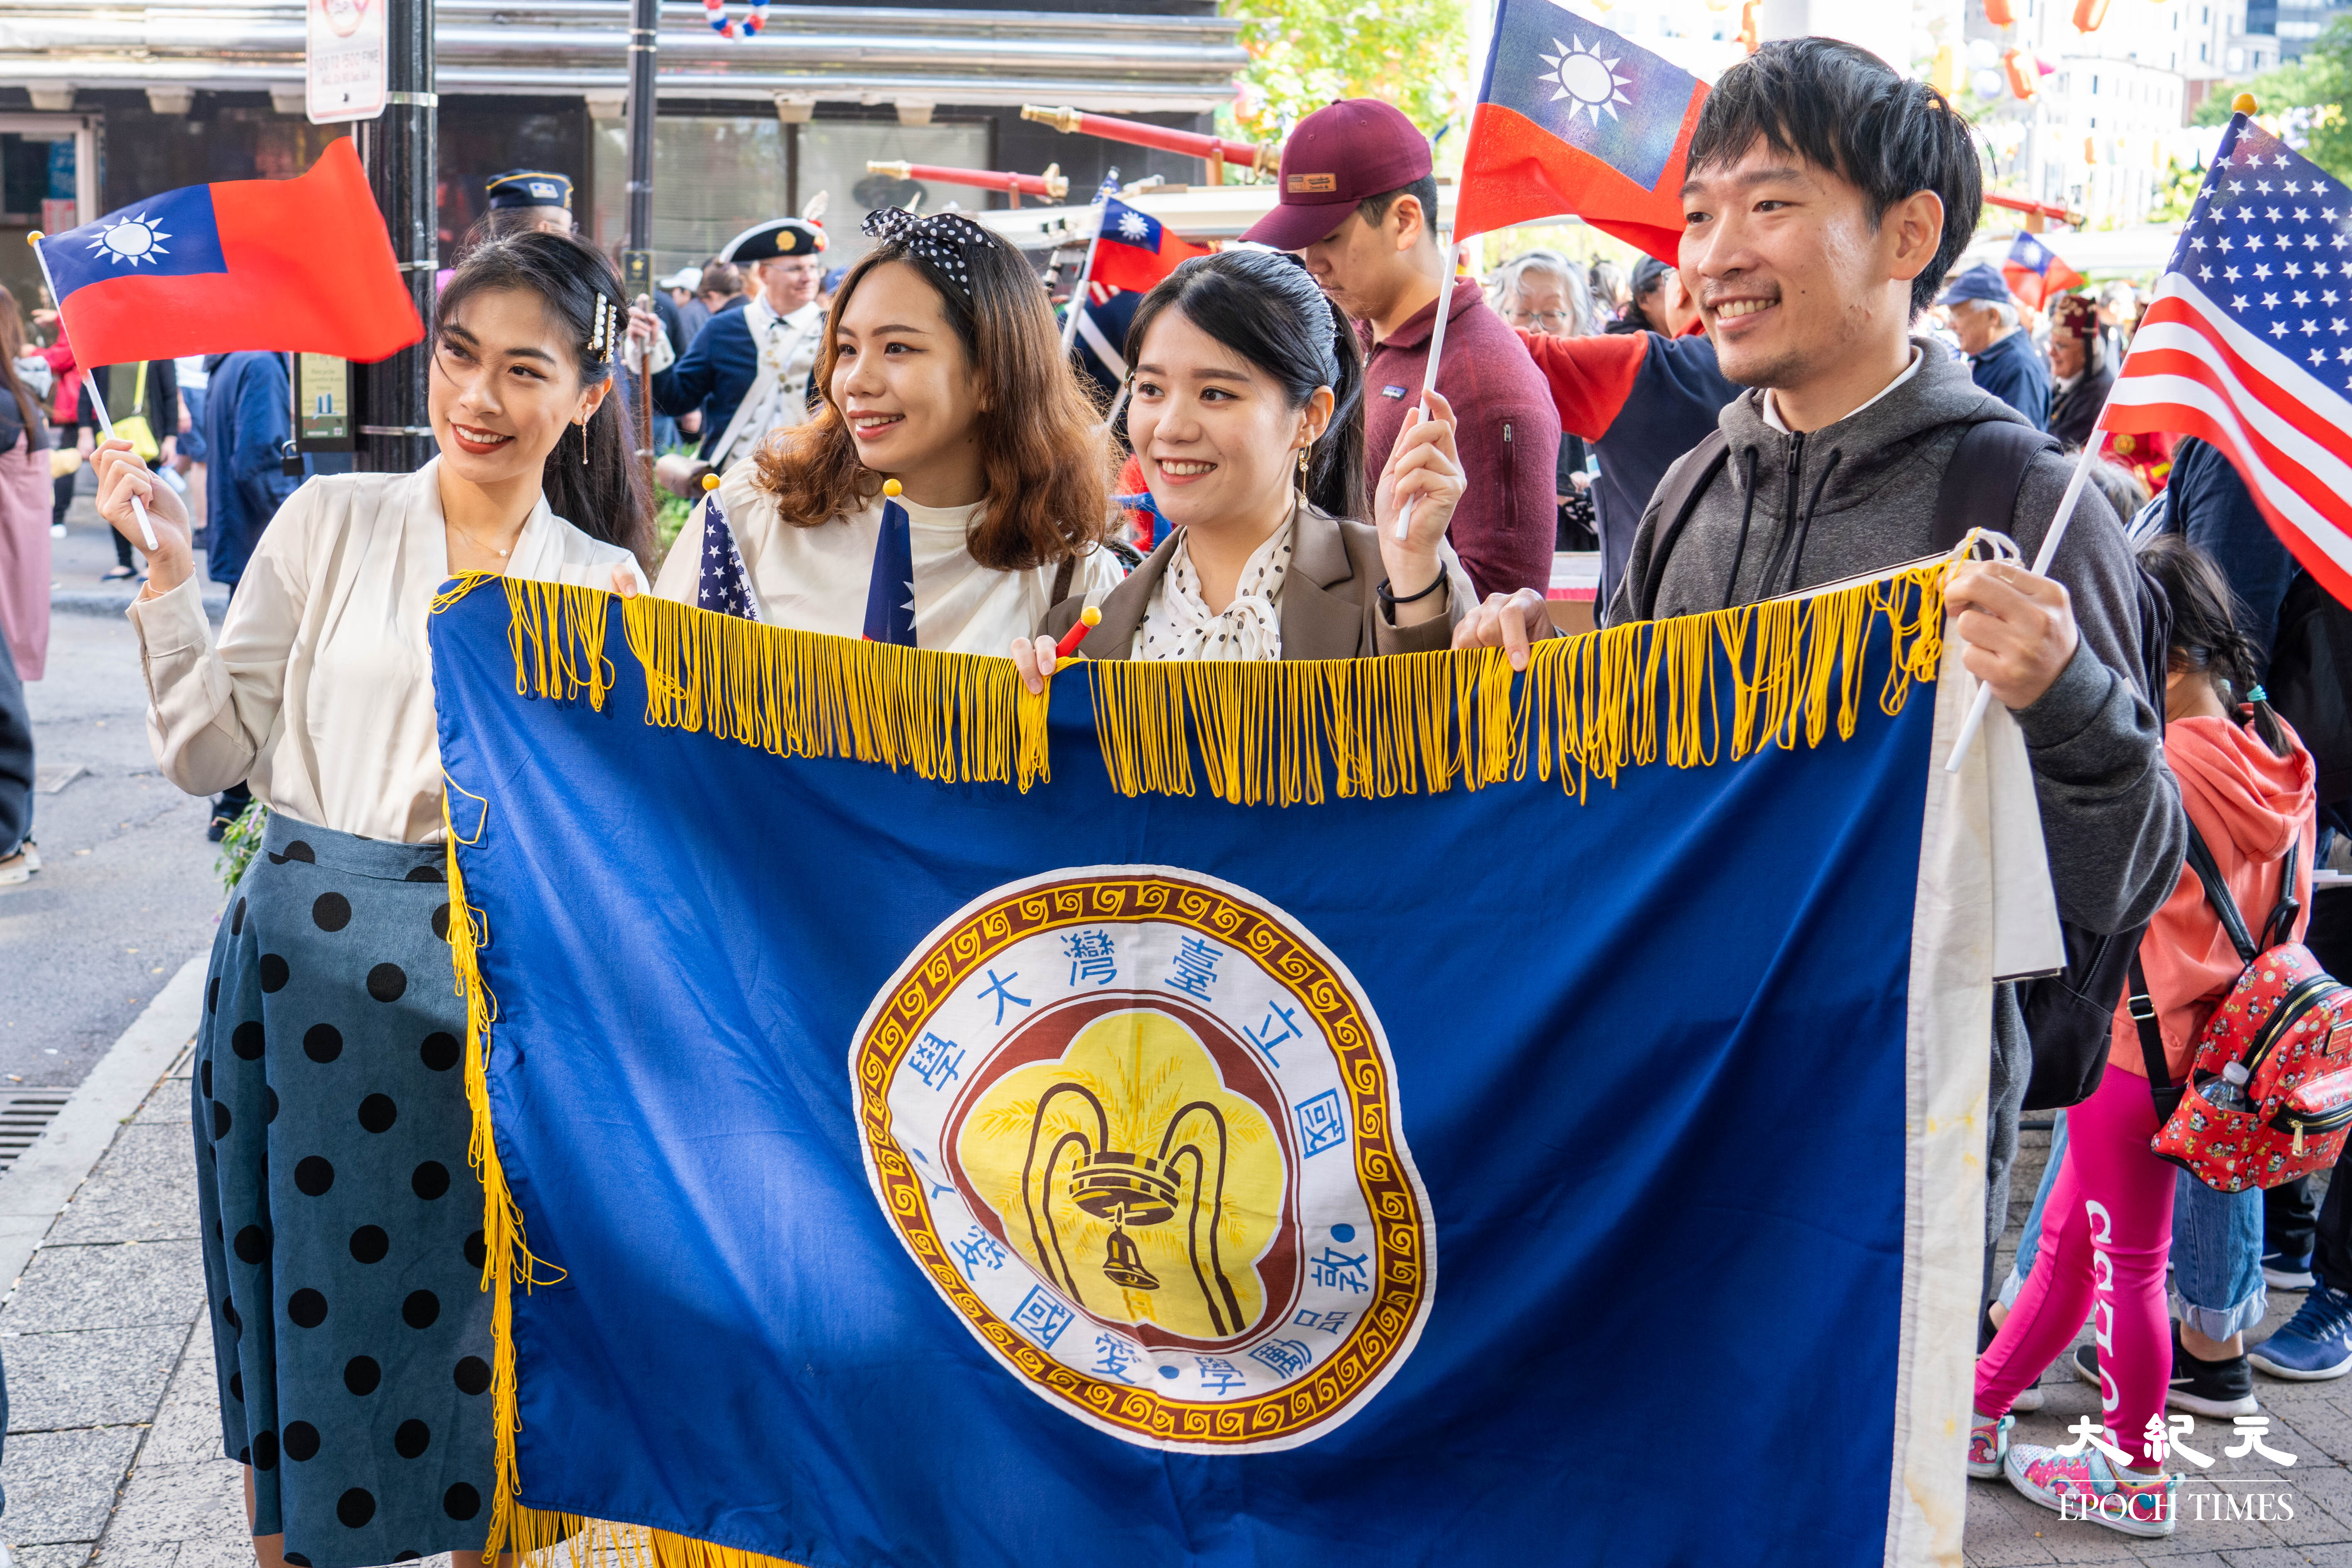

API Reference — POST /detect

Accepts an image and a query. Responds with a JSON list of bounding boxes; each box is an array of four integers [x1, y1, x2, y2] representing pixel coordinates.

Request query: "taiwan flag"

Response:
[[34, 137, 421, 368], [1453, 1, 1706, 261], [2001, 230, 2086, 310], [1089, 198, 1209, 294]]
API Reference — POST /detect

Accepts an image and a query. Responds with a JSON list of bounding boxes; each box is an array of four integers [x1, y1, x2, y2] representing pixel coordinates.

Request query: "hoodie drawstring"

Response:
[[1781, 448, 1843, 597], [1721, 446, 1761, 612]]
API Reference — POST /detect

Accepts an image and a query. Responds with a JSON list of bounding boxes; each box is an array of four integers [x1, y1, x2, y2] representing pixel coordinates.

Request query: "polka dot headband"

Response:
[[860, 207, 991, 297]]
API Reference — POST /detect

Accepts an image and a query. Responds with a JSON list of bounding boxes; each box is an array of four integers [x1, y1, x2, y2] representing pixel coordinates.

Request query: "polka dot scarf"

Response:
[[1134, 515, 1294, 663], [859, 208, 988, 297]]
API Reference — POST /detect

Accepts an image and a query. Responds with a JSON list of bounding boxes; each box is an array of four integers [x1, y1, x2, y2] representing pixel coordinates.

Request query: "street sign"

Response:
[[306, 0, 388, 125], [296, 353, 354, 450]]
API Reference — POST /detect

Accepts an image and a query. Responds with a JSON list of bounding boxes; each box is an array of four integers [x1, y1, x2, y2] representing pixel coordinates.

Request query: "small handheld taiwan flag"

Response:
[[34, 138, 420, 367], [2002, 231, 2086, 310], [1089, 198, 1209, 295], [1452, 1, 1706, 259], [2100, 116, 2352, 604]]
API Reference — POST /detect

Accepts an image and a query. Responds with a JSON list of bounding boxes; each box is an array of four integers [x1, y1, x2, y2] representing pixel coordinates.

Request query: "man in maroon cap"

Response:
[[1241, 98, 1559, 603]]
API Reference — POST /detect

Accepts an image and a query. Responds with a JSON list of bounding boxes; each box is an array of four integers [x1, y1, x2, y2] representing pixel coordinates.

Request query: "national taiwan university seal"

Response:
[[850, 867, 1435, 1452]]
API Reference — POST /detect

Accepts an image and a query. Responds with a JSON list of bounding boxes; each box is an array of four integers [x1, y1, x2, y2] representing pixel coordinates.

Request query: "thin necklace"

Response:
[[447, 517, 520, 560]]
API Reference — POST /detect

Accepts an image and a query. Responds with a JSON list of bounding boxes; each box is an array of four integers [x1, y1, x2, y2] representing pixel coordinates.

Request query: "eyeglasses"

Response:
[[1506, 308, 1577, 331]]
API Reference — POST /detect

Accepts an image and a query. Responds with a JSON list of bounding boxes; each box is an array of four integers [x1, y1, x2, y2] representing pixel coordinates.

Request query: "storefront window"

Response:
[[796, 120, 992, 265], [590, 115, 790, 279], [590, 116, 992, 278]]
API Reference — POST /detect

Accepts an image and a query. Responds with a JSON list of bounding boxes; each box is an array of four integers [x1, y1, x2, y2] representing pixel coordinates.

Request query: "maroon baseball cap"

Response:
[[1239, 98, 1434, 251]]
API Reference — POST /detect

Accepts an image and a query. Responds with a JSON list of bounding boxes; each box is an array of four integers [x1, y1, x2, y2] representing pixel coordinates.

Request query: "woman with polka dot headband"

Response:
[[650, 208, 1130, 648]]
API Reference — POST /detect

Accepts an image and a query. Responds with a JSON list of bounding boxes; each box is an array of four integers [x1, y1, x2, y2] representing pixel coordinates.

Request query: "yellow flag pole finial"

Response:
[[700, 472, 720, 492], [2233, 92, 2259, 115], [882, 478, 903, 498]]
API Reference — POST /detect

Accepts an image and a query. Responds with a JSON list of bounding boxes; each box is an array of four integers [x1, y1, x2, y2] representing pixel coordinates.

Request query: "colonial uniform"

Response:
[[639, 218, 827, 473], [130, 465, 644, 1567]]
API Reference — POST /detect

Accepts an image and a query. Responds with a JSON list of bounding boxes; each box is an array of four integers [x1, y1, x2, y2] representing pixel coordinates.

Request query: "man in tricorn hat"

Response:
[[483, 169, 576, 235], [627, 217, 827, 494]]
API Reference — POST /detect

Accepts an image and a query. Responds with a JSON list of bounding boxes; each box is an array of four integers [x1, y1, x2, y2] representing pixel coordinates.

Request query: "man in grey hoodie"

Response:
[[1459, 39, 2184, 1271]]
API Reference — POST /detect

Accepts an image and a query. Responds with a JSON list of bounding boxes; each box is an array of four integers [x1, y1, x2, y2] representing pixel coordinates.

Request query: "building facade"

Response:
[[0, 0, 1246, 313]]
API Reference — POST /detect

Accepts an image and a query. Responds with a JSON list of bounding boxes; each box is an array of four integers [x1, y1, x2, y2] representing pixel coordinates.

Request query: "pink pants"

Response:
[[1976, 1064, 2176, 1465]]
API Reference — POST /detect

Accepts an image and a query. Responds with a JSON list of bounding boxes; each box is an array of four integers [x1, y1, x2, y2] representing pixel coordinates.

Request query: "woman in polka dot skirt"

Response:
[[1013, 246, 1472, 687], [91, 232, 653, 1568]]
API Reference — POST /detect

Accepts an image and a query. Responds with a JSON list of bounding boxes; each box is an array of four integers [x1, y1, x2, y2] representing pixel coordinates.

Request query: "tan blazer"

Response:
[[1038, 500, 1473, 660]]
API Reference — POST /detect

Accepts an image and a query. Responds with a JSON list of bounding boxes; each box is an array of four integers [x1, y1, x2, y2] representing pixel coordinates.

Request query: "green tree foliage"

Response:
[[1219, 0, 1468, 147], [2193, 18, 2351, 183]]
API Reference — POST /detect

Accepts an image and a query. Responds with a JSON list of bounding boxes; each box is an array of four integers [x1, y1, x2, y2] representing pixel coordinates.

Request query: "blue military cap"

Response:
[[486, 170, 573, 211], [1938, 262, 2014, 308]]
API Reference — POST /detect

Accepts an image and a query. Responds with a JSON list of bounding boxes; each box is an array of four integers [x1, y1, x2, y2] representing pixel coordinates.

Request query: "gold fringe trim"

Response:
[[477, 565, 1941, 807], [616, 592, 1052, 790], [1092, 563, 1945, 805]]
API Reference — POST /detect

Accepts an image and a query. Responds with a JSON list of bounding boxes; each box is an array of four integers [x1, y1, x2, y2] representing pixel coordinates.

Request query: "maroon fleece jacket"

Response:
[[1359, 277, 1560, 600]]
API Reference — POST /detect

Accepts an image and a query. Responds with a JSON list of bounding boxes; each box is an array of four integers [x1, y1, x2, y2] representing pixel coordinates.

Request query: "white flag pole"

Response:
[[26, 231, 158, 551], [1060, 174, 1117, 353], [1395, 229, 1460, 541], [1940, 430, 2109, 773]]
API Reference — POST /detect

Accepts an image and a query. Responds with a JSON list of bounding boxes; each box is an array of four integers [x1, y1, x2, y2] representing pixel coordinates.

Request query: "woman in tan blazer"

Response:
[[1014, 249, 1469, 687]]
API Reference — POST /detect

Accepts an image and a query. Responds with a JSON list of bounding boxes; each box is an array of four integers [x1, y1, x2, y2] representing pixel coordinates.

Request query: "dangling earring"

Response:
[[577, 418, 588, 467], [1296, 437, 1311, 500]]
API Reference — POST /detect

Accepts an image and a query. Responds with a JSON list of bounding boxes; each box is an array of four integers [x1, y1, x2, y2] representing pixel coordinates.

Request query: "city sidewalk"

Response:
[[0, 961, 448, 1568], [3, 969, 2350, 1566]]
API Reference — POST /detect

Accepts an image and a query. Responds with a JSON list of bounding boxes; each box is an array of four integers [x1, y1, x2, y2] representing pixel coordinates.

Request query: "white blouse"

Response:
[[651, 457, 1125, 655], [1132, 518, 1295, 662], [127, 460, 650, 845]]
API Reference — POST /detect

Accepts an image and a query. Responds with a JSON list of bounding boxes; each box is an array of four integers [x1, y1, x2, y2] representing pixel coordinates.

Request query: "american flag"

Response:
[[695, 484, 760, 620], [2101, 117, 2352, 602]]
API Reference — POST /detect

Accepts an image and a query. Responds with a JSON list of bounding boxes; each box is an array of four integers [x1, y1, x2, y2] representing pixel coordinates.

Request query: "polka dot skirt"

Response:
[[192, 814, 496, 1565]]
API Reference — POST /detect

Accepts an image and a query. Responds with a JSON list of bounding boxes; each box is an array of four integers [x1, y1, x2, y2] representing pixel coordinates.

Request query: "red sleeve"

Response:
[[1513, 328, 1647, 443]]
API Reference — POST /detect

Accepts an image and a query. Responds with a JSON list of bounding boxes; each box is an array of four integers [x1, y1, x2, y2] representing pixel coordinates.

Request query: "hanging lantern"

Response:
[[2073, 0, 2111, 28], [2084, 135, 2099, 164], [1738, 0, 1763, 52], [1985, 0, 2016, 25], [2003, 49, 2039, 99]]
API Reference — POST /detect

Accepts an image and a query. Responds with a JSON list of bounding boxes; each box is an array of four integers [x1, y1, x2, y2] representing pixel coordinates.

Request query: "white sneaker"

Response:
[[0, 850, 32, 887]]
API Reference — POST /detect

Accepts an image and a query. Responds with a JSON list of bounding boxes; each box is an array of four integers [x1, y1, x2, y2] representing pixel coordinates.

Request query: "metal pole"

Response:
[[625, 0, 659, 480], [353, 0, 437, 474]]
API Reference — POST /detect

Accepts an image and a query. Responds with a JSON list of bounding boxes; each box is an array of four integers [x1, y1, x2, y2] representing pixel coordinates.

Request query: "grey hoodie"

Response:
[[1607, 342, 2187, 1246]]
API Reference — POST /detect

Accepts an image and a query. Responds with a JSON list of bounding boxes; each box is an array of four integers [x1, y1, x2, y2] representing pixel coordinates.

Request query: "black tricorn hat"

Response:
[[718, 218, 828, 262]]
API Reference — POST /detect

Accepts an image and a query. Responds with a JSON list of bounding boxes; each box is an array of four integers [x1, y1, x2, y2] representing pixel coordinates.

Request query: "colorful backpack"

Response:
[[2141, 827, 2352, 1189]]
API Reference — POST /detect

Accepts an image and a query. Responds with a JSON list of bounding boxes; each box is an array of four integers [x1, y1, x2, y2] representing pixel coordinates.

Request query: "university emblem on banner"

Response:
[[851, 867, 1434, 1451]]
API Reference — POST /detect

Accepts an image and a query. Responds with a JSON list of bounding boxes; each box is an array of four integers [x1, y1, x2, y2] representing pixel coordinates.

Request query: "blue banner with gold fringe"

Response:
[[427, 569, 1971, 1568]]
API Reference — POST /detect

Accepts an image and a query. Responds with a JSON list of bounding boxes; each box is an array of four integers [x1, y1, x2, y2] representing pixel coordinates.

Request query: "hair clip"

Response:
[[590, 294, 617, 363], [860, 208, 988, 296]]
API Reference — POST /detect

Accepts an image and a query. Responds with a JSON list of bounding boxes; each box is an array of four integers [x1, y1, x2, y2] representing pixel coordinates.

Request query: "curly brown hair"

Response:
[[752, 219, 1111, 571]]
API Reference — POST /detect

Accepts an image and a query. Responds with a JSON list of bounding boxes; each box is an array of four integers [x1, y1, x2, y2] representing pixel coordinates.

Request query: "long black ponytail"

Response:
[[1123, 249, 1368, 522], [2137, 532, 2293, 757], [433, 230, 653, 569]]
